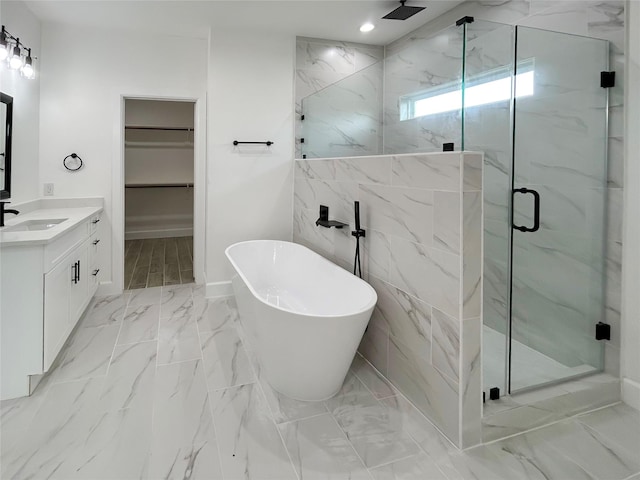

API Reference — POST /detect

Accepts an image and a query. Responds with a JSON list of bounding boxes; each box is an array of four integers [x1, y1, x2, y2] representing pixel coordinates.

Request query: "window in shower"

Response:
[[400, 59, 535, 121]]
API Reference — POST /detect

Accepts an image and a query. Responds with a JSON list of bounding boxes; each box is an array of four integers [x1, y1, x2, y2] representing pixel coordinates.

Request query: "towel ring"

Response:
[[63, 153, 83, 171]]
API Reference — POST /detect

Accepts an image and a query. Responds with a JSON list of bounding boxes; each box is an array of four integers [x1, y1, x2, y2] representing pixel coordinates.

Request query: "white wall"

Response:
[[622, 1, 640, 410], [206, 29, 294, 288], [0, 0, 40, 203], [39, 22, 295, 293], [39, 24, 207, 291]]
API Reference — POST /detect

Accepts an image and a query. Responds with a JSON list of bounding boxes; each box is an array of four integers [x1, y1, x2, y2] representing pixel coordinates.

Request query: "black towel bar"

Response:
[[233, 141, 273, 146]]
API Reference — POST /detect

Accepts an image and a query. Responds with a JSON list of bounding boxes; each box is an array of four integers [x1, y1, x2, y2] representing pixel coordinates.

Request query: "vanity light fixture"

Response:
[[0, 26, 36, 79], [0, 27, 8, 62], [360, 23, 375, 32]]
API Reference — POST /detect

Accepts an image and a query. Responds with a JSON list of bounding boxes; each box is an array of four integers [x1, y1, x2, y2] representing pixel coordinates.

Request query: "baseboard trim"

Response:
[[96, 281, 120, 297], [125, 228, 193, 240], [622, 378, 640, 410], [206, 281, 233, 298]]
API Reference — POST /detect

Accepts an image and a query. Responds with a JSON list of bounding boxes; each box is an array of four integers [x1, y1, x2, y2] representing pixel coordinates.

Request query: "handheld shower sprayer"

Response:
[[352, 201, 365, 278]]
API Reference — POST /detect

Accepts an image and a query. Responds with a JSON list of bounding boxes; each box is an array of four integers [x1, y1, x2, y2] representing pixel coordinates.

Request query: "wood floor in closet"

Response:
[[124, 236, 193, 289]]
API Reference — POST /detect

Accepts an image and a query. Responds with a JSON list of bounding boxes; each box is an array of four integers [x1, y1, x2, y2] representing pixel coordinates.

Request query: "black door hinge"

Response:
[[443, 142, 454, 152], [601, 71, 615, 88], [596, 322, 611, 340], [301, 114, 305, 121], [456, 16, 474, 26], [489, 387, 500, 400]]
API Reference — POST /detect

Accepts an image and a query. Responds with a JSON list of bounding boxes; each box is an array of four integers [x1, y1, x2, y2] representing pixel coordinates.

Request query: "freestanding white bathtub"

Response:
[[225, 240, 377, 401]]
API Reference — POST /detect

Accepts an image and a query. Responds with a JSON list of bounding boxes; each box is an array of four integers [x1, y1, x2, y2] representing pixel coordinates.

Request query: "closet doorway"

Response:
[[123, 99, 195, 289]]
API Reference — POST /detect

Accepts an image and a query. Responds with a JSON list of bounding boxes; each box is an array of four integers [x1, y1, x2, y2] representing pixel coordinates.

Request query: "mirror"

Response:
[[1, 93, 13, 200]]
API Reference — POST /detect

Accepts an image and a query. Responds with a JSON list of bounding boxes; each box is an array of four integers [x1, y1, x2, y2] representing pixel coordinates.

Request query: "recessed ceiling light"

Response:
[[360, 23, 375, 33]]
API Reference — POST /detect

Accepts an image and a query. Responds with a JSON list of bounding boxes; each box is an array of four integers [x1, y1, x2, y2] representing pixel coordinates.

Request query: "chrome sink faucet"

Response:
[[0, 201, 19, 227]]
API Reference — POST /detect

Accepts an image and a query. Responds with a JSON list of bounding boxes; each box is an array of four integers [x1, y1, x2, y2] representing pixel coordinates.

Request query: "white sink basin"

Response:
[[3, 219, 68, 232]]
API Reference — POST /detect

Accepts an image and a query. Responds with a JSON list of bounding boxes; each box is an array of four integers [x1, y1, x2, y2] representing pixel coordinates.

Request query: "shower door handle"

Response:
[[512, 188, 540, 233]]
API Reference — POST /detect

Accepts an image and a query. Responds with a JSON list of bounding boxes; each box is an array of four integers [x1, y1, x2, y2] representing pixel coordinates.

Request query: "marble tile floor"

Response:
[[483, 325, 598, 393], [1, 286, 638, 480], [124, 236, 194, 290]]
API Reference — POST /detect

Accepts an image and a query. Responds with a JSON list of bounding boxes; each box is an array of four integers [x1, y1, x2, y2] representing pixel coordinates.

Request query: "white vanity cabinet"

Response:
[[43, 237, 89, 370], [1, 208, 104, 400]]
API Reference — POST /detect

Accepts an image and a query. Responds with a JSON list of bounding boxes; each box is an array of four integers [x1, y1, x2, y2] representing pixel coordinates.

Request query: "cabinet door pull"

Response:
[[92, 269, 100, 276], [93, 239, 100, 245], [92, 218, 100, 224], [71, 262, 78, 284], [76, 260, 80, 282]]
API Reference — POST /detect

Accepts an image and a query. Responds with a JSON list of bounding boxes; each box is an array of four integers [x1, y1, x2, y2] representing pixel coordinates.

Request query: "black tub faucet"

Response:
[[0, 201, 19, 227], [316, 205, 329, 226], [315, 205, 348, 228]]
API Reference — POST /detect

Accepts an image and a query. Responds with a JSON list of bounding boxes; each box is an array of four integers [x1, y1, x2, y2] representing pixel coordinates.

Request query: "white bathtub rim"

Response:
[[225, 240, 377, 319]]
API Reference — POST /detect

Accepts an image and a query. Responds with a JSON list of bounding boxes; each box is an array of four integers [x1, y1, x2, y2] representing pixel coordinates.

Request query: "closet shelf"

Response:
[[125, 183, 194, 188], [125, 141, 194, 148], [125, 125, 193, 131]]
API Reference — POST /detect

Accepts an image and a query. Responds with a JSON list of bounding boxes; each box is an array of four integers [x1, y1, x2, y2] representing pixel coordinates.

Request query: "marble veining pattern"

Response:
[[1, 288, 638, 480], [383, 24, 464, 155], [53, 324, 121, 383], [200, 328, 255, 390], [157, 314, 201, 365], [296, 37, 384, 159], [149, 359, 221, 479], [118, 303, 160, 345], [99, 341, 157, 411], [302, 62, 384, 159], [432, 308, 461, 383], [83, 294, 128, 327], [367, 275, 432, 364]]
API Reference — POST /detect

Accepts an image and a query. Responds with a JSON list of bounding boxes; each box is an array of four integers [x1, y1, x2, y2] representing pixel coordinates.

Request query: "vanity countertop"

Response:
[[0, 198, 103, 247]]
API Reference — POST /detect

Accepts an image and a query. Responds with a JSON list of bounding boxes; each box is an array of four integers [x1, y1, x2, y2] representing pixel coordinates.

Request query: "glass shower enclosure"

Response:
[[299, 20, 610, 397], [461, 20, 610, 395], [508, 26, 609, 392]]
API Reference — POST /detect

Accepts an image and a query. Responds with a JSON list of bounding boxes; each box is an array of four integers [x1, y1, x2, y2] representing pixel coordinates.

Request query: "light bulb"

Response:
[[21, 49, 34, 78], [9, 53, 22, 70], [21, 62, 34, 79], [9, 44, 22, 70], [360, 23, 375, 32]]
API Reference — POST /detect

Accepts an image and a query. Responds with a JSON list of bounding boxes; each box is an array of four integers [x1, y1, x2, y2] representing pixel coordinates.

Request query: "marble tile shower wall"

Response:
[[302, 61, 384, 159], [293, 152, 484, 448], [382, 26, 464, 154], [295, 37, 384, 158], [385, 0, 625, 376]]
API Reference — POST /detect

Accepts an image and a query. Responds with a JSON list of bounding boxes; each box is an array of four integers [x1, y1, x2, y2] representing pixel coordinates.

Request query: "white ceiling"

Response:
[[23, 0, 464, 46]]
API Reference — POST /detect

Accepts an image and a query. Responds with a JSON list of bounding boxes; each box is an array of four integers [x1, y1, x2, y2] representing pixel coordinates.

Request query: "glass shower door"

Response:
[[509, 27, 609, 392]]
